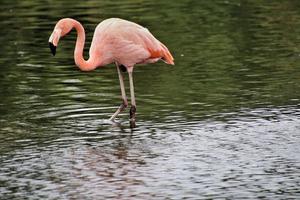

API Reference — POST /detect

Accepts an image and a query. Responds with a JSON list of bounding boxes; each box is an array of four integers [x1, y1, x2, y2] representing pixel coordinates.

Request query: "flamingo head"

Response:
[[49, 18, 74, 56]]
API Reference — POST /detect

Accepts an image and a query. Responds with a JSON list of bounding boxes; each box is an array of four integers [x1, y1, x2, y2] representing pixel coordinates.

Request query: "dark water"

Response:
[[1, 0, 300, 199]]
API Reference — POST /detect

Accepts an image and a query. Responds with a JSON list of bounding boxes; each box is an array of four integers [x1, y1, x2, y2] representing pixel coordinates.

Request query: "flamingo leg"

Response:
[[109, 63, 128, 121], [128, 70, 136, 128]]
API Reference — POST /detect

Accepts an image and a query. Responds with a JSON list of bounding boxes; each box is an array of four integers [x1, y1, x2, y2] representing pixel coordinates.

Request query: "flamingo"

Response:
[[48, 18, 174, 127]]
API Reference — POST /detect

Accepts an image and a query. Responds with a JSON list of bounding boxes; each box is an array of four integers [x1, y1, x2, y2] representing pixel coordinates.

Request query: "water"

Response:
[[1, 0, 300, 199]]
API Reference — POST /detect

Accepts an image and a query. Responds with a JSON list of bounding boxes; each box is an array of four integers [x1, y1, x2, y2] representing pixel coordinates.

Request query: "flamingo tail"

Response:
[[160, 42, 174, 65]]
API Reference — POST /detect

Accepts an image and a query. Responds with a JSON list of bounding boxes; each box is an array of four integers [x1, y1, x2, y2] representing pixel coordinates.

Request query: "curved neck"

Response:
[[73, 20, 98, 71]]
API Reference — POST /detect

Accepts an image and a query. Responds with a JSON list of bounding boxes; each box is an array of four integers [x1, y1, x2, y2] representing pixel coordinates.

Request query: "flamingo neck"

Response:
[[73, 20, 98, 71]]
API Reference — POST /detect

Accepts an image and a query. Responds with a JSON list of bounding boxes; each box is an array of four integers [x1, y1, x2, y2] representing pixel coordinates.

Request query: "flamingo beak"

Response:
[[49, 29, 61, 56], [49, 42, 56, 56]]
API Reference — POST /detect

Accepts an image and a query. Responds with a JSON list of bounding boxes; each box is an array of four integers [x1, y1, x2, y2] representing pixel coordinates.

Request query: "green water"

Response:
[[0, 0, 300, 199]]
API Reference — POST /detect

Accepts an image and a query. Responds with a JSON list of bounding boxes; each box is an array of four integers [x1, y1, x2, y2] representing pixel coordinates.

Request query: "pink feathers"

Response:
[[90, 18, 174, 68]]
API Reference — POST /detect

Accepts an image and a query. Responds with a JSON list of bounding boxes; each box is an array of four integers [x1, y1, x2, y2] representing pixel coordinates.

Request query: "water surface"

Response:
[[0, 0, 300, 199]]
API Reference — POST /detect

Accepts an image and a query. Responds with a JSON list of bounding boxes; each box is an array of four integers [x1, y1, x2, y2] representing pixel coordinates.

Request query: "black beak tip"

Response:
[[49, 42, 56, 56]]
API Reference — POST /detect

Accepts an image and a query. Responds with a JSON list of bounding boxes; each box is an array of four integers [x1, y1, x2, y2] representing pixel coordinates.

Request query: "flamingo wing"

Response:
[[98, 18, 174, 66], [110, 37, 151, 67]]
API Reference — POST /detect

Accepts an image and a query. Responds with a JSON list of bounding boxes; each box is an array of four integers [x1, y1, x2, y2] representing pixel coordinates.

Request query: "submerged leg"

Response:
[[128, 68, 136, 128], [109, 64, 128, 121]]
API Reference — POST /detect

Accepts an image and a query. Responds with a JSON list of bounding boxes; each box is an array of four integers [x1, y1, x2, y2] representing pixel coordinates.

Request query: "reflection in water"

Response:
[[0, 0, 300, 199], [1, 109, 299, 199]]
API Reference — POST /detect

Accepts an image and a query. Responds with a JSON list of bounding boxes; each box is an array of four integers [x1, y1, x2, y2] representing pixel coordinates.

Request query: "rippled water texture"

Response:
[[1, 0, 300, 199]]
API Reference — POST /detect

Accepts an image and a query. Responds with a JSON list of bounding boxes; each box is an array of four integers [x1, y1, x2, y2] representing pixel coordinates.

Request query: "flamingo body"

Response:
[[90, 18, 174, 68], [49, 18, 174, 127]]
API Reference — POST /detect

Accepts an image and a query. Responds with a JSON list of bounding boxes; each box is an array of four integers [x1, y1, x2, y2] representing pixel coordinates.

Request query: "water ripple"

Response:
[[1, 0, 300, 199]]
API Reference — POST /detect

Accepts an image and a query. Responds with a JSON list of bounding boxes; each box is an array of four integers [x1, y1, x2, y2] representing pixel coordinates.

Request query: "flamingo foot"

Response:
[[109, 101, 128, 121], [130, 119, 136, 128], [129, 106, 136, 128]]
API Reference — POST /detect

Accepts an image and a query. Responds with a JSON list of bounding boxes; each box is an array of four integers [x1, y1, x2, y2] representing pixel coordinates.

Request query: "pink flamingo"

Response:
[[49, 18, 174, 127]]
